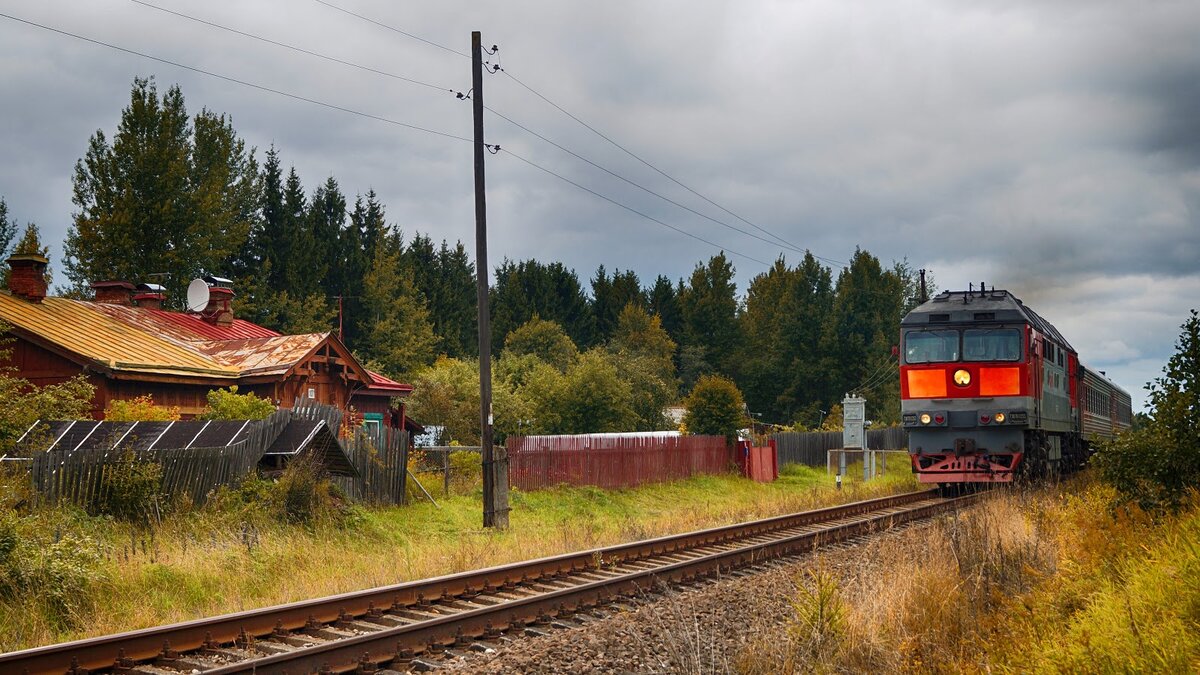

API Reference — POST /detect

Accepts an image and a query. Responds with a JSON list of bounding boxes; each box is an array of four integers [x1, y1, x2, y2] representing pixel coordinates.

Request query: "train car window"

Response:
[[963, 328, 1021, 361], [904, 330, 960, 363]]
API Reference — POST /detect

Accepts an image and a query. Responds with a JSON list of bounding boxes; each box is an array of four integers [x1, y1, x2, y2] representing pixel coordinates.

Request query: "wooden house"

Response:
[[0, 254, 414, 433]]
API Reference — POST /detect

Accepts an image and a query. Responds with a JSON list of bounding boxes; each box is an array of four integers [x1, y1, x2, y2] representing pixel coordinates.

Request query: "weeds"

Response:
[[0, 465, 916, 653]]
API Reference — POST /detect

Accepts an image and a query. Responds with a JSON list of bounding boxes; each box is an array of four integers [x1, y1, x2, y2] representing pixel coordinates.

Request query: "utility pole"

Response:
[[472, 31, 507, 529]]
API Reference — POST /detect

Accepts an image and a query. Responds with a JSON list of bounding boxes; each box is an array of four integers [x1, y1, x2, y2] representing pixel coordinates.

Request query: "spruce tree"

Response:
[[66, 78, 257, 302]]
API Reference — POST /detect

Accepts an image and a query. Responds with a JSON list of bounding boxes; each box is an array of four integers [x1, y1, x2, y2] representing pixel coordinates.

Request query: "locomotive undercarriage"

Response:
[[911, 428, 1091, 491]]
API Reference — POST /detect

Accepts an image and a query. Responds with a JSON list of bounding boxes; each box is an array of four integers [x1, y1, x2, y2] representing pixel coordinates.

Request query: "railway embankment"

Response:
[[439, 476, 1199, 673], [737, 476, 1200, 672], [0, 462, 914, 654]]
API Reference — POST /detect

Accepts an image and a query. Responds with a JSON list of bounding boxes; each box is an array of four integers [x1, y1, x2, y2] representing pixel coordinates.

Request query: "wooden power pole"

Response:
[[472, 31, 508, 529]]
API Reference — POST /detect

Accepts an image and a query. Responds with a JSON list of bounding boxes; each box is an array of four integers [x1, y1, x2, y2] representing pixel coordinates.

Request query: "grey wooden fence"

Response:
[[17, 403, 410, 509], [27, 411, 291, 508], [334, 425, 409, 505], [771, 427, 907, 467]]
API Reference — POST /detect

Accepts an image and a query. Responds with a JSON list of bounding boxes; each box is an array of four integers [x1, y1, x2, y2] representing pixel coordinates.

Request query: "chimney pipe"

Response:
[[204, 286, 235, 326], [133, 282, 167, 310], [6, 255, 49, 303], [91, 280, 135, 306]]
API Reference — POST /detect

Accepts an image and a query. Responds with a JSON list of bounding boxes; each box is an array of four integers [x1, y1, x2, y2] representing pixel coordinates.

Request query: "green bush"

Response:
[[1096, 310, 1200, 512], [199, 385, 276, 420], [92, 450, 163, 522], [682, 374, 749, 442], [0, 512, 105, 630], [210, 456, 341, 525]]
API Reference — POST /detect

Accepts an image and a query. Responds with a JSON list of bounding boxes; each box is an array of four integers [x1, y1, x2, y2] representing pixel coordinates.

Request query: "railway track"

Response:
[[3, 488, 981, 674]]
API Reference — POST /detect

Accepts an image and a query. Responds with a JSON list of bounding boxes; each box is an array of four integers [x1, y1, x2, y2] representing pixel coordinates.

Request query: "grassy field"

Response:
[[736, 474, 1200, 673], [0, 461, 917, 653]]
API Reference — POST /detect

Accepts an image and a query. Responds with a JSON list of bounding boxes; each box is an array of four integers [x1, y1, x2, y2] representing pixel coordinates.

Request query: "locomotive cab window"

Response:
[[963, 328, 1021, 361], [904, 330, 960, 364]]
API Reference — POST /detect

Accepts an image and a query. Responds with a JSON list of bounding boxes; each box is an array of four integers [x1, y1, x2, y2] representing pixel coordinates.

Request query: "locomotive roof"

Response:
[[901, 288, 1074, 351]]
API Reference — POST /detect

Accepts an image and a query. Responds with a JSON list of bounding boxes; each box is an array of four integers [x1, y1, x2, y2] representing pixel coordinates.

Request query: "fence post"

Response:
[[443, 449, 450, 497]]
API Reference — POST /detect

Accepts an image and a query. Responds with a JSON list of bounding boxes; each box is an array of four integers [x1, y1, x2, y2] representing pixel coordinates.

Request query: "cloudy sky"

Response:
[[2, 0, 1198, 410]]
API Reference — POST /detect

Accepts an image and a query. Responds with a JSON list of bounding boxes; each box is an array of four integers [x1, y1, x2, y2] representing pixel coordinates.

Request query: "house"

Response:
[[0, 254, 415, 433]]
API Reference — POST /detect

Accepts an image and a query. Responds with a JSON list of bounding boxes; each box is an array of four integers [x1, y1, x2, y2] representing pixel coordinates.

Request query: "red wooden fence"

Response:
[[506, 433, 733, 490]]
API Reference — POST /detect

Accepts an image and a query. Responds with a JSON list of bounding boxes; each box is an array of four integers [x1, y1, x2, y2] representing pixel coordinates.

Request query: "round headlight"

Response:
[[953, 369, 971, 386], [920, 413, 932, 425], [994, 412, 1006, 424]]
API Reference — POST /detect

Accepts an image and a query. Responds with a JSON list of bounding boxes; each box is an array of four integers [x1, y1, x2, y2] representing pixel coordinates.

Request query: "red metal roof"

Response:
[[15, 296, 412, 392], [363, 370, 414, 395]]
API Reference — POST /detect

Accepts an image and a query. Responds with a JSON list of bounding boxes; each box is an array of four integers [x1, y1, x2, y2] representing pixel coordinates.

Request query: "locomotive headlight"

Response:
[[920, 413, 932, 425], [953, 369, 971, 386], [994, 412, 1006, 424]]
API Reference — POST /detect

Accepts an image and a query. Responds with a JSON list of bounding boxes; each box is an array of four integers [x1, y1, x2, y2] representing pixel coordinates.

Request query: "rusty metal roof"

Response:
[[0, 292, 237, 378], [89, 302, 280, 342], [196, 334, 329, 375], [2, 290, 412, 392]]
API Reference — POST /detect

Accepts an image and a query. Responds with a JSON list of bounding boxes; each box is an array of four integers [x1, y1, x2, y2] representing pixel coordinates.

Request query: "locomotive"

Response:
[[900, 285, 1132, 487]]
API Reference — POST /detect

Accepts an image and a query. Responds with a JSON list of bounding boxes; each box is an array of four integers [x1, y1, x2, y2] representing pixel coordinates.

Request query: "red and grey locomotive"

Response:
[[900, 285, 1132, 486]]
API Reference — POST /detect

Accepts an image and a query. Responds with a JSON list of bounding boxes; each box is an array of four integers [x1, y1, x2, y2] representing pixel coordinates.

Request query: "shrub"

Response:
[[0, 512, 105, 630], [1096, 309, 1200, 512], [92, 449, 163, 522], [199, 385, 275, 420], [682, 374, 748, 442], [103, 394, 180, 422]]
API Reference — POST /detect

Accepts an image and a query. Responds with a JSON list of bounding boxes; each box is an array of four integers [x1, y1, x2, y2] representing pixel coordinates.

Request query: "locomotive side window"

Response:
[[963, 328, 1021, 362], [904, 330, 960, 364]]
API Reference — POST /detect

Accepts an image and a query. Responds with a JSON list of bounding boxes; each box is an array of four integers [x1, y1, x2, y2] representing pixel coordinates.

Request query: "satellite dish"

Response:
[[186, 278, 211, 313]]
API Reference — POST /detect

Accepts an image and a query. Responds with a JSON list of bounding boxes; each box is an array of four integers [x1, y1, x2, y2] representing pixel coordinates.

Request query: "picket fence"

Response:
[[506, 434, 732, 490], [27, 410, 293, 508], [17, 403, 409, 509]]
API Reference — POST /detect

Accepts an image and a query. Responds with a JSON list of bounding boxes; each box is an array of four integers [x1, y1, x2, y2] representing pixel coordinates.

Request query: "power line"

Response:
[[312, 0, 469, 59], [131, 0, 456, 94], [499, 148, 771, 268], [500, 69, 848, 268], [121, 2, 802, 266], [484, 105, 819, 260], [0, 11, 474, 144], [299, 1, 845, 268]]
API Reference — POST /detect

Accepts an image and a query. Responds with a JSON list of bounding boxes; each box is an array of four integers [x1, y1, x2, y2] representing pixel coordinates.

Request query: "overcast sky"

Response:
[[2, 0, 1198, 410]]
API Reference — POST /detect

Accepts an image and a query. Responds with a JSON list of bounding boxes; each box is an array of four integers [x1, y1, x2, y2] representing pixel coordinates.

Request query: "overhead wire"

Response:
[[499, 69, 848, 268], [302, 0, 847, 268], [0, 11, 475, 144], [312, 0, 469, 59], [499, 148, 771, 267], [483, 105, 818, 259], [117, 2, 779, 268], [131, 0, 456, 94], [3, 9, 769, 268]]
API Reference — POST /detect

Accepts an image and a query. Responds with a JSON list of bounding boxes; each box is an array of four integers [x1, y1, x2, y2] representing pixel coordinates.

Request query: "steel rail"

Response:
[[2, 489, 965, 674]]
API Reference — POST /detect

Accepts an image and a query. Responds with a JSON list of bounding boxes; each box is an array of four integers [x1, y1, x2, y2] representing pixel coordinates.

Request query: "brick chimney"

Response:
[[91, 280, 135, 306], [7, 255, 49, 303], [132, 283, 166, 310], [204, 286, 235, 326]]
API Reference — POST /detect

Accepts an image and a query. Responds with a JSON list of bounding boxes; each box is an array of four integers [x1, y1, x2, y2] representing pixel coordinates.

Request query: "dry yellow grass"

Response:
[[735, 475, 1200, 673], [0, 462, 917, 652]]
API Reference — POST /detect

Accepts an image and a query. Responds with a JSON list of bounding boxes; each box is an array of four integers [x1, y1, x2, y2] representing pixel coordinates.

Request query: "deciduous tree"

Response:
[[682, 374, 748, 443]]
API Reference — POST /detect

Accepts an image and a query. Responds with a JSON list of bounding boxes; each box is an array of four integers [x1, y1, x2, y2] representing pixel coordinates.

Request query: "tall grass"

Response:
[[735, 475, 1200, 673], [0, 462, 916, 652]]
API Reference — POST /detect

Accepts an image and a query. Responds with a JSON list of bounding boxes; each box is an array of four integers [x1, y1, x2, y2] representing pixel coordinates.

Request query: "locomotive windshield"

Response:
[[963, 328, 1021, 361], [904, 327, 1023, 363], [904, 330, 960, 364]]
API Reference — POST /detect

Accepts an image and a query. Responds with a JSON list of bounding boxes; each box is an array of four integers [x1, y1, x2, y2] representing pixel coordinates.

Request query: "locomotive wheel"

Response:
[[1019, 430, 1049, 481]]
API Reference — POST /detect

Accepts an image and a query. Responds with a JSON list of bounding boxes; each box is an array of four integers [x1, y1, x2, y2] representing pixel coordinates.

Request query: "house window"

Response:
[[363, 412, 384, 440], [307, 387, 316, 400]]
